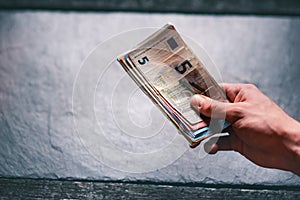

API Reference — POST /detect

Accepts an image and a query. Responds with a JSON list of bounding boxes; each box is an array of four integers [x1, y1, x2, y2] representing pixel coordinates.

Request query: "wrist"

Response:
[[281, 117, 300, 175]]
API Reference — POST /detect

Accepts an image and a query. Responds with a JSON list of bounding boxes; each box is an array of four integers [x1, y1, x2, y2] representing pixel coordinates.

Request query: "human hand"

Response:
[[190, 83, 300, 176]]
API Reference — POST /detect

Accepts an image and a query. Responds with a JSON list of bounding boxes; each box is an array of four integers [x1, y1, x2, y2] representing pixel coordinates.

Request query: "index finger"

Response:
[[220, 83, 243, 102]]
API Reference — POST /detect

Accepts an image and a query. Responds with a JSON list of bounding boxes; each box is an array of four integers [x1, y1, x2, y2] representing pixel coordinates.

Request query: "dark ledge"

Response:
[[0, 0, 300, 16], [1, 178, 300, 199]]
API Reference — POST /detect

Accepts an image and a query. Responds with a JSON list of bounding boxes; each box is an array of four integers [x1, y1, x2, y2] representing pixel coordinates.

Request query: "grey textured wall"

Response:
[[0, 11, 300, 186]]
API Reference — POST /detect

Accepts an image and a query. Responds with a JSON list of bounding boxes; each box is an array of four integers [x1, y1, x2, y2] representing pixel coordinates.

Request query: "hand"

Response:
[[190, 83, 300, 176]]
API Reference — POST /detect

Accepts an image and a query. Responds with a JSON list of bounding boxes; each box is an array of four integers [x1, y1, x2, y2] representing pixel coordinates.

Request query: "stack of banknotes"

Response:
[[117, 24, 229, 146]]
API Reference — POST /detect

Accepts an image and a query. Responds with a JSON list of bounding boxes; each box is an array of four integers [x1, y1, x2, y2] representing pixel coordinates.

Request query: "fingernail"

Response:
[[190, 95, 205, 109]]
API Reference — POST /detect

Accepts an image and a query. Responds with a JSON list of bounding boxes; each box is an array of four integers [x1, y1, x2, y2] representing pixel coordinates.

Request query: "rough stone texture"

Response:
[[0, 11, 300, 186], [1, 178, 300, 199]]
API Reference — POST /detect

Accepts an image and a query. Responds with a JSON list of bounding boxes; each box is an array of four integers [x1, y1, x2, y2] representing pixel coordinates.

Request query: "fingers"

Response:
[[190, 94, 241, 123], [190, 94, 224, 117], [204, 136, 232, 154], [205, 134, 281, 169], [204, 132, 242, 154], [221, 83, 260, 103], [220, 83, 243, 102]]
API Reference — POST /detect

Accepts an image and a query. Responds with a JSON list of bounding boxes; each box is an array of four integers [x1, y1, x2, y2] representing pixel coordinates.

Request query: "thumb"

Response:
[[190, 94, 238, 123]]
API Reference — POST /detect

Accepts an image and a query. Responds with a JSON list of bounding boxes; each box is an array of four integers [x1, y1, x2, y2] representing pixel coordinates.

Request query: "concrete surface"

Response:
[[0, 11, 300, 186]]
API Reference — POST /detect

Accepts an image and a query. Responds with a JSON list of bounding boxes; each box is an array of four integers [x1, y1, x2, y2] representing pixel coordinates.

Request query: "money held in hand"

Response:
[[117, 24, 229, 146]]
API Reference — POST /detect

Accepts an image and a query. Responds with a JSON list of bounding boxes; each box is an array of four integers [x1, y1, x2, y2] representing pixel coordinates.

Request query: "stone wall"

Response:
[[0, 11, 300, 186]]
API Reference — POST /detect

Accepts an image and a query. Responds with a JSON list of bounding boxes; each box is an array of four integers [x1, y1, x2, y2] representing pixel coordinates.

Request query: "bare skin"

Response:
[[190, 83, 300, 176]]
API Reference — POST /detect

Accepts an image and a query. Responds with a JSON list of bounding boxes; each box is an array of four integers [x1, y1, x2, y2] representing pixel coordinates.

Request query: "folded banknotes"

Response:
[[117, 24, 229, 146]]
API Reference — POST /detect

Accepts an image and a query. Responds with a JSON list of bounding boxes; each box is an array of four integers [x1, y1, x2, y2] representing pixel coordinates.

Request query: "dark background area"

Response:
[[1, 0, 300, 16]]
